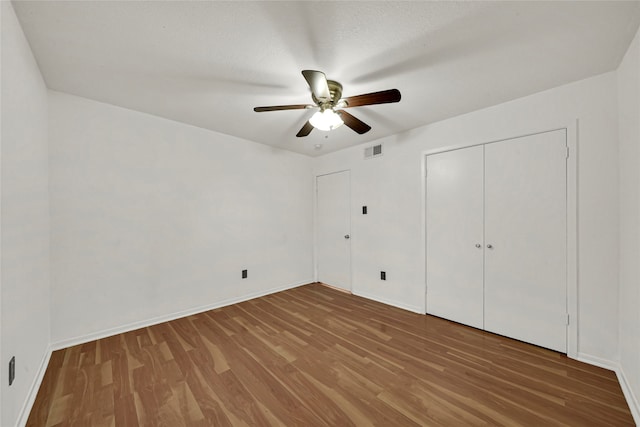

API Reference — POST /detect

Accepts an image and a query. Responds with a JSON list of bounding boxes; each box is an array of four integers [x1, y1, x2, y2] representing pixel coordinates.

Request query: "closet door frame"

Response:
[[420, 123, 578, 358]]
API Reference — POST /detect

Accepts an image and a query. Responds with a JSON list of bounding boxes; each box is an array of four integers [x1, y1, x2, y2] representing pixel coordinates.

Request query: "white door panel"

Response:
[[426, 146, 484, 329], [484, 130, 567, 352], [317, 171, 351, 291]]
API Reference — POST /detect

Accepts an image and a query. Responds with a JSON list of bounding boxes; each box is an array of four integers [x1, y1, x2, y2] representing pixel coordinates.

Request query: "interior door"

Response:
[[426, 146, 484, 329], [316, 171, 351, 291], [484, 130, 567, 352]]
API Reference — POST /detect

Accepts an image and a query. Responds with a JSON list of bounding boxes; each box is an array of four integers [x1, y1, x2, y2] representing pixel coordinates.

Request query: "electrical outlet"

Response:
[[242, 269, 247, 279], [381, 271, 386, 280], [9, 356, 15, 386]]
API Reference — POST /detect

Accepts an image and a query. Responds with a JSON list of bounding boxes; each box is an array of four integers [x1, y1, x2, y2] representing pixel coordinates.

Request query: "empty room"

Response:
[[2, 1, 640, 426]]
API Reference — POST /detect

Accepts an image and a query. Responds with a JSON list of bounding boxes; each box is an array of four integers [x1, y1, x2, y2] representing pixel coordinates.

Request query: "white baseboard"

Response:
[[352, 290, 423, 314], [575, 352, 619, 371], [16, 345, 52, 427], [51, 280, 312, 351], [618, 365, 640, 425], [576, 352, 639, 425]]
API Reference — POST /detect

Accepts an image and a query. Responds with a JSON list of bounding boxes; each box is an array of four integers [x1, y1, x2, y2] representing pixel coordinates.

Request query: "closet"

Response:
[[426, 129, 567, 353]]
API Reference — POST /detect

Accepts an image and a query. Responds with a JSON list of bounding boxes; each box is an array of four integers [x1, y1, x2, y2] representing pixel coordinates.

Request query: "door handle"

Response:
[[344, 234, 350, 239], [475, 244, 482, 248], [486, 244, 493, 249]]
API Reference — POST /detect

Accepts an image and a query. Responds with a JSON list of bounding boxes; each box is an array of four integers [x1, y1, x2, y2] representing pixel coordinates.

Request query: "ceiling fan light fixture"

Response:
[[309, 109, 344, 131]]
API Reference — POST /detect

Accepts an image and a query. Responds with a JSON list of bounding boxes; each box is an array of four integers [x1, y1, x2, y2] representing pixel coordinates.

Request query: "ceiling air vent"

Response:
[[364, 144, 383, 159]]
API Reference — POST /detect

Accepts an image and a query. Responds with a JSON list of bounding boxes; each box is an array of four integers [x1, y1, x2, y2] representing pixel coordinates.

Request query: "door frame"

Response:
[[421, 123, 578, 358], [314, 170, 352, 291]]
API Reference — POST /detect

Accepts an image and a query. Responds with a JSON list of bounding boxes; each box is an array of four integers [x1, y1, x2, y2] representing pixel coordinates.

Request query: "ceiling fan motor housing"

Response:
[[312, 80, 343, 108]]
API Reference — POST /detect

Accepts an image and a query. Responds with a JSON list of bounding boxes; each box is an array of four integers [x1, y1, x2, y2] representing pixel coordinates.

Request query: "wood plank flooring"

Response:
[[27, 283, 634, 426]]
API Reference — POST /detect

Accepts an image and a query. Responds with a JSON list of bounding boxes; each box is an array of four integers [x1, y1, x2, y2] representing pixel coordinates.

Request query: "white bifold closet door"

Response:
[[484, 131, 567, 353], [426, 145, 484, 329], [426, 129, 567, 353]]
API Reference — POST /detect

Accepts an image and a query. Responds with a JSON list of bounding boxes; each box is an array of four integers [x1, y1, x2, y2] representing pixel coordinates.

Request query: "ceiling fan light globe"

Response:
[[309, 109, 344, 131]]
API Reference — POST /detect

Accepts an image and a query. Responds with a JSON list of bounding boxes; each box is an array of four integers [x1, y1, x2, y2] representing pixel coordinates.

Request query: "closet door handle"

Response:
[[486, 244, 493, 249], [475, 244, 482, 248]]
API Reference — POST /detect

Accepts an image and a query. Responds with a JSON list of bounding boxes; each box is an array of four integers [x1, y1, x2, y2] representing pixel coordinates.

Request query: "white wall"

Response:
[[617, 26, 640, 422], [313, 71, 620, 362], [1, 2, 51, 426], [48, 91, 314, 345]]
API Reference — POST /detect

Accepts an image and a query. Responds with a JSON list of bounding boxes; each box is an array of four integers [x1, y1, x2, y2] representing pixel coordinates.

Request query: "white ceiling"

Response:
[[12, 1, 640, 157]]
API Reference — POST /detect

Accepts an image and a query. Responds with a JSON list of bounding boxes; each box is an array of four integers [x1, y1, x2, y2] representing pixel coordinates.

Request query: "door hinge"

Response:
[[566, 313, 570, 325], [565, 146, 569, 159]]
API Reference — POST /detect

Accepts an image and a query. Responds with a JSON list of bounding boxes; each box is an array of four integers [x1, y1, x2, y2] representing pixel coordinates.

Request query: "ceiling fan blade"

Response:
[[342, 89, 401, 108], [254, 104, 312, 112], [296, 121, 314, 137], [302, 70, 331, 102], [338, 110, 371, 134]]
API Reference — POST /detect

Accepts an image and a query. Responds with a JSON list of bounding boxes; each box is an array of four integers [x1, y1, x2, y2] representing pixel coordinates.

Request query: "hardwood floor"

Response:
[[28, 283, 634, 426]]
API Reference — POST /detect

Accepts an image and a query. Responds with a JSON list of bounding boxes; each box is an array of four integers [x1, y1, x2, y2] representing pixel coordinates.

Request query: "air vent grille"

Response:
[[364, 144, 383, 159]]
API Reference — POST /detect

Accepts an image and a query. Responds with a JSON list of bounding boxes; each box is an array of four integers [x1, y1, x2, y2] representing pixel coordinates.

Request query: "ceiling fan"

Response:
[[254, 70, 401, 137]]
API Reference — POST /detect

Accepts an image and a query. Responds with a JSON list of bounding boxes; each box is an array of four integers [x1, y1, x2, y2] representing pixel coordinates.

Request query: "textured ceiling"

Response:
[[12, 1, 640, 157]]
